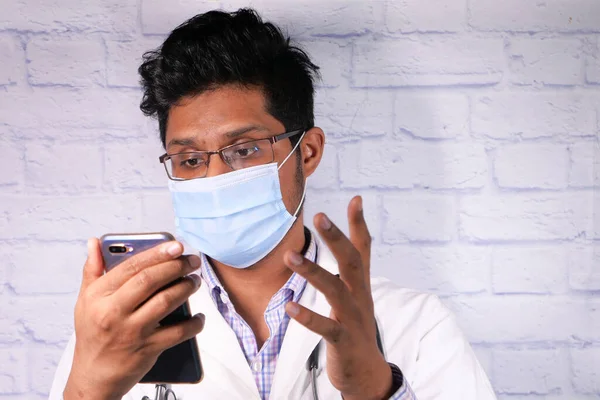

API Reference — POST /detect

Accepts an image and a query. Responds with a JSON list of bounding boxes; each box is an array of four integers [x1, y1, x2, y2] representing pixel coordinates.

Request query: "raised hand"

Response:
[[284, 196, 393, 400]]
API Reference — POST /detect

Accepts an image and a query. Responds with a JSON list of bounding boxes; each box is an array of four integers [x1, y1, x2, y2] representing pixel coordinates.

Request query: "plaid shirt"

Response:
[[200, 231, 416, 400]]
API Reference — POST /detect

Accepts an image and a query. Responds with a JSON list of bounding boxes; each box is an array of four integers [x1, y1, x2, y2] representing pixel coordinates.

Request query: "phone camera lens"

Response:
[[108, 245, 127, 254]]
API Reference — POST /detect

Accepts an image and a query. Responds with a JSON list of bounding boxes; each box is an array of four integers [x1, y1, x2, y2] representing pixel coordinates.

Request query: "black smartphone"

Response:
[[100, 232, 203, 384]]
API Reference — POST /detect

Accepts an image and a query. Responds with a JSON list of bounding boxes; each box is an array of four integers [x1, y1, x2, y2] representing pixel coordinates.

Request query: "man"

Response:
[[50, 8, 495, 400]]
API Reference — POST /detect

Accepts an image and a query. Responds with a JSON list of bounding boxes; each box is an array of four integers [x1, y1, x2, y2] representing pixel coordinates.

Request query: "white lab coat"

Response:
[[49, 242, 496, 399]]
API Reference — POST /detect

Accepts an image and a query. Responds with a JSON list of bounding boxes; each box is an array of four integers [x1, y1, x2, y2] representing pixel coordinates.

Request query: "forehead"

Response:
[[165, 85, 283, 146]]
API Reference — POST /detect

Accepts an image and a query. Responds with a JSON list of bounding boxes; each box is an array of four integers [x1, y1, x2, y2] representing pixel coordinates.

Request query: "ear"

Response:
[[301, 127, 325, 178]]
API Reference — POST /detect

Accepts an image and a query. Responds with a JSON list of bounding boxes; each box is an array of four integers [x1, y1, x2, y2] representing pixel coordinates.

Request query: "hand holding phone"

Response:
[[63, 235, 204, 400]]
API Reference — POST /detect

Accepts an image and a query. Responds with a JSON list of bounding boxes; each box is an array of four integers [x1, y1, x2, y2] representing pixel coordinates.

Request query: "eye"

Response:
[[234, 145, 260, 158], [179, 156, 204, 168]]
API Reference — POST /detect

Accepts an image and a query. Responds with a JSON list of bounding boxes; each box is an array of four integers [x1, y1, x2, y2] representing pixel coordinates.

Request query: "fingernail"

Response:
[[188, 255, 201, 269], [357, 196, 363, 212], [193, 313, 205, 324], [166, 242, 182, 256], [319, 214, 332, 231], [189, 273, 202, 286], [286, 302, 299, 317], [288, 252, 303, 266]]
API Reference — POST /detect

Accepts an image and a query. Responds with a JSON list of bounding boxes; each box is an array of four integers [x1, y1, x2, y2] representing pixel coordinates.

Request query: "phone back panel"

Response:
[[100, 233, 203, 384], [101, 232, 175, 272]]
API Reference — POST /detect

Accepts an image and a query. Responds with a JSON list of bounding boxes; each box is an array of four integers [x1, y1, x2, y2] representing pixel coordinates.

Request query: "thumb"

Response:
[[81, 237, 104, 290]]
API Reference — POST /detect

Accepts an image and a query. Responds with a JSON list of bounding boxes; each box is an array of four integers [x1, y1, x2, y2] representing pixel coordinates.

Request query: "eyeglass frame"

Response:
[[158, 128, 306, 181]]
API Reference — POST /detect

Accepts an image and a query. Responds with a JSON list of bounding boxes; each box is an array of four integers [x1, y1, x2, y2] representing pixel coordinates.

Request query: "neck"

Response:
[[207, 217, 307, 309]]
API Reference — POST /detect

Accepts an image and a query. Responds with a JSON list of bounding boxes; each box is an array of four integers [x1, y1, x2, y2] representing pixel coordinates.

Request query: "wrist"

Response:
[[64, 374, 121, 400], [342, 360, 393, 400]]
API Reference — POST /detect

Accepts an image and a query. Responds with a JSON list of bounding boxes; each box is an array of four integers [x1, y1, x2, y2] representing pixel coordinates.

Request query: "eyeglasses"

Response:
[[159, 129, 305, 181]]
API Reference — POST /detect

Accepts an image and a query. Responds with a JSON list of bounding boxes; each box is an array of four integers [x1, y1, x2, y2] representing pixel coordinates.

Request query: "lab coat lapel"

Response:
[[269, 240, 339, 399], [188, 281, 259, 397]]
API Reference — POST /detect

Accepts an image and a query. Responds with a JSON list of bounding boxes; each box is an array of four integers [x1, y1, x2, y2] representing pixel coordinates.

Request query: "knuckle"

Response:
[[346, 255, 362, 273], [93, 307, 118, 332], [328, 324, 343, 344], [171, 324, 188, 342], [157, 291, 174, 313], [135, 269, 153, 289]]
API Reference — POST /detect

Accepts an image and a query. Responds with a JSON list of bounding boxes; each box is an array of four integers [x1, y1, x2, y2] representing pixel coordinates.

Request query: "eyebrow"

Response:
[[167, 125, 270, 147]]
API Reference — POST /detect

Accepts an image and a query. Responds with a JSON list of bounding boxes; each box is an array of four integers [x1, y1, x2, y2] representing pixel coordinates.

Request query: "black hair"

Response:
[[138, 8, 320, 150]]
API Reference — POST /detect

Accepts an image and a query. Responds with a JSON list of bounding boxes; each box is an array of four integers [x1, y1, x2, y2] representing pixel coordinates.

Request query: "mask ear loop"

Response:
[[277, 130, 308, 218], [278, 130, 307, 170]]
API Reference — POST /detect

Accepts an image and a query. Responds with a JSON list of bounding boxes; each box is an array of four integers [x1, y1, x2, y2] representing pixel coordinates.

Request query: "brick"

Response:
[[385, 0, 466, 33], [142, 0, 222, 35], [298, 40, 350, 88], [460, 193, 593, 242], [509, 38, 583, 86], [314, 88, 394, 139], [25, 143, 102, 194], [471, 346, 492, 378], [0, 0, 137, 35], [140, 191, 176, 234], [394, 93, 469, 139], [494, 144, 569, 189], [2, 242, 85, 294], [3, 296, 75, 344], [27, 37, 105, 87], [493, 349, 568, 395], [372, 245, 490, 293], [571, 348, 600, 394], [307, 143, 338, 190], [0, 140, 24, 186], [471, 93, 595, 139], [569, 245, 600, 291], [0, 195, 143, 240], [586, 37, 600, 84], [304, 192, 379, 242], [0, 295, 25, 344], [30, 348, 63, 395], [340, 141, 486, 189], [10, 126, 150, 142], [491, 247, 567, 294], [470, 0, 600, 32], [106, 38, 164, 88], [569, 142, 600, 188], [104, 142, 166, 190], [0, 349, 27, 394], [382, 194, 455, 243], [222, 0, 384, 37], [445, 296, 600, 342], [352, 37, 503, 87], [0, 88, 146, 130], [0, 36, 24, 85]]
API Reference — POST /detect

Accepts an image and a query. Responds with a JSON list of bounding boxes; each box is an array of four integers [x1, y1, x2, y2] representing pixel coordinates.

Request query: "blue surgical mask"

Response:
[[168, 135, 306, 269]]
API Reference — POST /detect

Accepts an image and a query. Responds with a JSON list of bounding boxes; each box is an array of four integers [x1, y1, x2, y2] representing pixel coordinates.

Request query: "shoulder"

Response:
[[370, 276, 453, 341]]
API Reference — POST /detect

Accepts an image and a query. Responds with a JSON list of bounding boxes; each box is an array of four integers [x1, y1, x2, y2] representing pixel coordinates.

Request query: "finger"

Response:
[[114, 255, 201, 312], [347, 196, 372, 291], [284, 251, 354, 316], [81, 238, 104, 291], [147, 313, 205, 352], [313, 212, 366, 294], [97, 241, 184, 294], [286, 302, 345, 345], [133, 273, 202, 329]]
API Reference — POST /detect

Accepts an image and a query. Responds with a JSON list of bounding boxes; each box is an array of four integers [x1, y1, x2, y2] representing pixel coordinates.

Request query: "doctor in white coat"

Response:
[[50, 8, 496, 400]]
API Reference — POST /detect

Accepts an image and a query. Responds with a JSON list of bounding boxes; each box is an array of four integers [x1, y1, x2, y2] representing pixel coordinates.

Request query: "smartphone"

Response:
[[100, 232, 203, 384]]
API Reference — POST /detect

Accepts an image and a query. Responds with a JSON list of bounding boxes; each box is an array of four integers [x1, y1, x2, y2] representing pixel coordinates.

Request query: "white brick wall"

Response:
[[0, 0, 598, 398]]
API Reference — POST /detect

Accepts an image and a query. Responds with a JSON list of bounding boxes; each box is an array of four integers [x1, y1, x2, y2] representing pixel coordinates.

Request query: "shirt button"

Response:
[[252, 361, 263, 372]]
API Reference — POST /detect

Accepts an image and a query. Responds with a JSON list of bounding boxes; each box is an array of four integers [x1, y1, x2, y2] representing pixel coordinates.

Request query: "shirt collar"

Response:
[[200, 228, 318, 305]]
